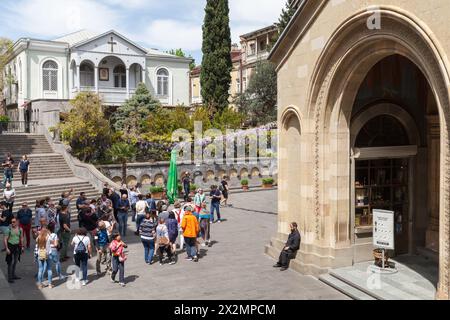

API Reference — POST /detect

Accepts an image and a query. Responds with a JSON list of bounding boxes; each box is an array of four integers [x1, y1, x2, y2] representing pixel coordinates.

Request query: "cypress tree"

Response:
[[201, 0, 232, 113]]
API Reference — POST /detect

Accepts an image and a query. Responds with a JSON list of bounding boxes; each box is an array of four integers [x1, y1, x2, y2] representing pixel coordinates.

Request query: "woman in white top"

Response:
[[156, 218, 174, 265], [134, 194, 148, 235], [71, 228, 92, 286], [2, 183, 15, 213], [47, 224, 65, 282]]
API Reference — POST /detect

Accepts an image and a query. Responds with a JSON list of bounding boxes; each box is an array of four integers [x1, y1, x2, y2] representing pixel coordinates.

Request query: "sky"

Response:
[[0, 0, 285, 64]]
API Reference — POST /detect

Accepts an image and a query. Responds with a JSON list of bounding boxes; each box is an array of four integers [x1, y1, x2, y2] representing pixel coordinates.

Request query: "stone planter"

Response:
[[262, 183, 273, 189], [151, 192, 163, 200], [242, 185, 249, 191]]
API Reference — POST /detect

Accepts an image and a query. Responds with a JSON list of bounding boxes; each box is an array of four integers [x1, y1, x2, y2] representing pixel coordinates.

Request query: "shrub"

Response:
[[0, 115, 10, 122], [150, 186, 164, 193], [240, 179, 249, 186], [262, 177, 274, 185]]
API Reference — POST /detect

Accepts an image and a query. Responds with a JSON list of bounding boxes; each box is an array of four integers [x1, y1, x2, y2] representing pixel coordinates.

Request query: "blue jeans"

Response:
[[141, 239, 155, 263], [2, 170, 13, 187], [185, 237, 197, 258], [118, 212, 128, 237], [38, 259, 51, 284], [210, 202, 221, 222], [111, 255, 125, 283], [74, 252, 88, 281], [48, 251, 63, 280], [136, 214, 145, 232]]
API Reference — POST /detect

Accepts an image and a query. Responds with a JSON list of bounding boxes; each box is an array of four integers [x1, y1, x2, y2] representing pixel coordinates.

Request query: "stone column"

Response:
[[95, 66, 99, 93], [76, 64, 81, 92], [126, 67, 130, 99], [426, 115, 440, 252], [141, 68, 146, 86]]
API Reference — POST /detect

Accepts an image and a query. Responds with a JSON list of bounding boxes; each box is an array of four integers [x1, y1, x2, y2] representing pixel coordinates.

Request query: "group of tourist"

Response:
[[0, 163, 230, 288]]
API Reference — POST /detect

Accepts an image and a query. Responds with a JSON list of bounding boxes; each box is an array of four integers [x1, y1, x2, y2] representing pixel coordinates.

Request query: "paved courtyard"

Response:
[[0, 190, 348, 300]]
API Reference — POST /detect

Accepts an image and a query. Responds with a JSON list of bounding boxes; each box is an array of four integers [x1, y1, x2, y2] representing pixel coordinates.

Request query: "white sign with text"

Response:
[[373, 209, 395, 250]]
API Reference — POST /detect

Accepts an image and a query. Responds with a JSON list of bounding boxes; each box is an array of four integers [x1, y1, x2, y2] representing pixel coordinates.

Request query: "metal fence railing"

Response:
[[0, 121, 39, 134]]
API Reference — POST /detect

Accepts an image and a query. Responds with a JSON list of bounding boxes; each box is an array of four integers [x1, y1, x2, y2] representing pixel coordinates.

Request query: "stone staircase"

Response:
[[0, 134, 101, 214]]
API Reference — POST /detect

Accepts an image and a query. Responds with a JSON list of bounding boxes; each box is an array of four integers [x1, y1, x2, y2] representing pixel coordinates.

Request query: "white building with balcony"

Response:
[[2, 30, 192, 129]]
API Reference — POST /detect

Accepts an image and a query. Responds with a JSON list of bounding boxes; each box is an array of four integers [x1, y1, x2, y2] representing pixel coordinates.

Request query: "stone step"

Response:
[[12, 186, 97, 199], [1, 181, 92, 194], [1, 167, 72, 174], [319, 274, 376, 300], [327, 271, 384, 300]]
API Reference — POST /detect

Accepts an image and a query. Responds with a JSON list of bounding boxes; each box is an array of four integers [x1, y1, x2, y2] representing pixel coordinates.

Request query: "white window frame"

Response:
[[42, 60, 58, 92], [156, 68, 169, 97]]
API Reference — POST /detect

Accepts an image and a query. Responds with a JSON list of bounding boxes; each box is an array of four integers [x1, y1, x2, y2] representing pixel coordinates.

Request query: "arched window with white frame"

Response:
[[80, 62, 94, 87], [114, 65, 126, 88], [42, 60, 58, 91], [156, 68, 169, 96]]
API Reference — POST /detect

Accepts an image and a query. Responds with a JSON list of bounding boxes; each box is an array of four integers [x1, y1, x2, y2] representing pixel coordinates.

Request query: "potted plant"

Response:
[[190, 184, 198, 196], [150, 186, 164, 199], [262, 177, 274, 188], [0, 115, 10, 134], [241, 179, 249, 191]]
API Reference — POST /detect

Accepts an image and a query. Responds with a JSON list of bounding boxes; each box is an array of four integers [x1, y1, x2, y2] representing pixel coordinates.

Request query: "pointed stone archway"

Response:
[[301, 8, 450, 299]]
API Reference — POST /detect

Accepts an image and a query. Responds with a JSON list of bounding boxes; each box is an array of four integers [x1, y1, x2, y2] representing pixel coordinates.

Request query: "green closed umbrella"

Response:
[[166, 149, 178, 204]]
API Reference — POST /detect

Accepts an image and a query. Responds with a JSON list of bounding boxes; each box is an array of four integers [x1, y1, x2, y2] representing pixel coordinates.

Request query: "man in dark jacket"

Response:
[[273, 222, 301, 271]]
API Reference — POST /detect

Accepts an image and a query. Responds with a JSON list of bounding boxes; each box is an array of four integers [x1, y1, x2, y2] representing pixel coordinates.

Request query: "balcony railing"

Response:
[[0, 121, 39, 134]]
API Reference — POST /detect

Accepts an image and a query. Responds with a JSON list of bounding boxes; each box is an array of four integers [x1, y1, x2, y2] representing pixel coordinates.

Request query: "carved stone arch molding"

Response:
[[306, 7, 450, 299], [350, 103, 420, 147]]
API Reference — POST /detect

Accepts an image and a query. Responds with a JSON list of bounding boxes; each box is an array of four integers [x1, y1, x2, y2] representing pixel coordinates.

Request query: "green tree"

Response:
[[59, 92, 111, 162], [191, 105, 212, 131], [234, 60, 277, 126], [0, 38, 13, 116], [107, 142, 137, 183], [201, 0, 232, 114], [274, 0, 298, 43], [213, 107, 244, 131], [167, 48, 196, 70], [112, 83, 161, 141]]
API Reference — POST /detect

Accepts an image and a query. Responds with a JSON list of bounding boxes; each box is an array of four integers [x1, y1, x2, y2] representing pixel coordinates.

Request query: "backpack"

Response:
[[97, 230, 108, 247], [173, 209, 182, 224], [38, 247, 48, 260], [167, 219, 178, 238], [75, 236, 86, 254]]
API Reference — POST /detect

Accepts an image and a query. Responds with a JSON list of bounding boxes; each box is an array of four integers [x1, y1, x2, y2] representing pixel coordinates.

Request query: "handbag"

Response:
[[158, 236, 170, 246]]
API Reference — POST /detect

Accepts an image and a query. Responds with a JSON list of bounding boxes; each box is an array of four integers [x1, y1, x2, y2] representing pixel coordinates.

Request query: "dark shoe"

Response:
[[280, 267, 288, 271], [273, 263, 282, 268], [8, 279, 14, 283], [12, 276, 21, 280], [134, 231, 139, 236], [1, 248, 6, 252]]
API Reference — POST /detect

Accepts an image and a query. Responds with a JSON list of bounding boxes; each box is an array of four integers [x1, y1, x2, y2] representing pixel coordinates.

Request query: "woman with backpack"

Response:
[[139, 210, 157, 264], [47, 223, 65, 282], [110, 233, 127, 287], [166, 212, 179, 262], [156, 218, 174, 265], [36, 225, 51, 289], [71, 228, 92, 286]]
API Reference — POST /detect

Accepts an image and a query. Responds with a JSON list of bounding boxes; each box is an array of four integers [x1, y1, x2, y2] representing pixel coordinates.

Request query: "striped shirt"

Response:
[[140, 218, 157, 240]]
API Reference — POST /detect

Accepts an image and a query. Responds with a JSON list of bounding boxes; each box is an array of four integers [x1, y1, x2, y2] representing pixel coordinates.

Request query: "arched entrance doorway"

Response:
[[305, 8, 450, 298], [350, 55, 440, 263]]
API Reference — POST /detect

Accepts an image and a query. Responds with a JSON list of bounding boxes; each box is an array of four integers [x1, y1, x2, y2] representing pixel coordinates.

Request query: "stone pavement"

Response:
[[0, 190, 348, 300]]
